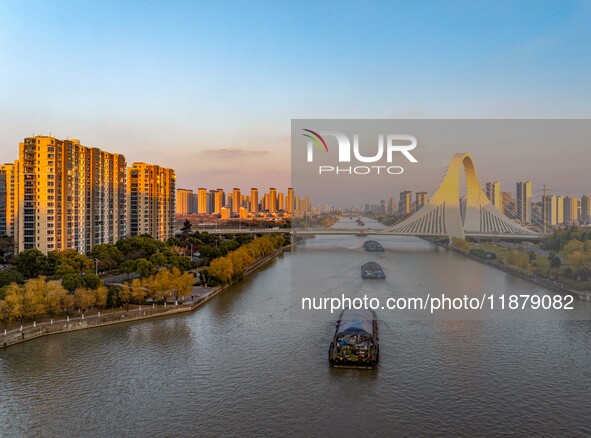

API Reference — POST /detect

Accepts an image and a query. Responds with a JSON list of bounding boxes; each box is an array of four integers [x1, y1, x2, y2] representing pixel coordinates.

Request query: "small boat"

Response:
[[363, 240, 384, 252], [329, 309, 379, 368], [361, 262, 385, 279]]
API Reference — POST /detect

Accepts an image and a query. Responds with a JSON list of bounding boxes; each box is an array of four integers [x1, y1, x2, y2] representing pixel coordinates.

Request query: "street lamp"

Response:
[[94, 258, 99, 275]]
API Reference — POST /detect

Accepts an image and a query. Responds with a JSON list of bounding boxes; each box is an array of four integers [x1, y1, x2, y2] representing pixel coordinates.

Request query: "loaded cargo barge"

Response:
[[328, 309, 379, 369], [363, 240, 384, 252], [361, 262, 385, 279]]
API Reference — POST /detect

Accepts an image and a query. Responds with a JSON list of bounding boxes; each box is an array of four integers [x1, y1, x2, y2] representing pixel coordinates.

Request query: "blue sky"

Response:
[[1, 0, 591, 194]]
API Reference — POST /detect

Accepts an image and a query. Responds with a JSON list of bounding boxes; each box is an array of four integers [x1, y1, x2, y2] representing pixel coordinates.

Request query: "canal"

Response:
[[1, 233, 590, 436]]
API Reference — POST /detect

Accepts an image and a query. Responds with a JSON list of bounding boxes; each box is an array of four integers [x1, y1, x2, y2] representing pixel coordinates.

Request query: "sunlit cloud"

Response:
[[202, 148, 270, 156]]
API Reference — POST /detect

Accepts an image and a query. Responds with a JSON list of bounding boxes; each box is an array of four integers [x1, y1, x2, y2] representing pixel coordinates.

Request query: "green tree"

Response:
[[82, 273, 102, 290], [0, 269, 25, 288], [549, 252, 562, 271], [149, 252, 168, 268], [135, 258, 157, 278], [116, 235, 167, 260], [50, 250, 94, 276], [90, 244, 124, 272], [0, 235, 15, 261], [181, 220, 192, 235], [14, 249, 52, 278], [119, 260, 137, 279], [62, 273, 84, 293]]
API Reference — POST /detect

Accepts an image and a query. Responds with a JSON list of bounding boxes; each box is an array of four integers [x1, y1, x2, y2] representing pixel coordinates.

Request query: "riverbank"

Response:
[[1, 245, 289, 349], [428, 238, 591, 301]]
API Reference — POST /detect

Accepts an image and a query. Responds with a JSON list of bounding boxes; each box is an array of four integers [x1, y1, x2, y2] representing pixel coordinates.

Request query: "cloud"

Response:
[[202, 147, 270, 156]]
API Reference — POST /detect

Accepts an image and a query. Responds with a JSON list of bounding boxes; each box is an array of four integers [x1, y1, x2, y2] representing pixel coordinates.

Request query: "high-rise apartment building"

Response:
[[268, 188, 277, 213], [250, 188, 259, 213], [387, 196, 396, 214], [415, 192, 428, 211], [0, 162, 18, 237], [17, 136, 126, 254], [197, 188, 207, 214], [88, 147, 127, 249], [516, 181, 532, 224], [485, 181, 502, 211], [563, 196, 579, 224], [545, 195, 564, 226], [212, 189, 223, 214], [232, 188, 241, 213], [286, 188, 294, 213], [127, 162, 175, 241], [399, 191, 412, 216], [580, 195, 591, 225], [278, 193, 285, 212], [176, 189, 193, 215]]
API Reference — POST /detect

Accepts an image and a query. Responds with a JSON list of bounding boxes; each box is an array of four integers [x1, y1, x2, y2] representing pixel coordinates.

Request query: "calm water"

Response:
[[1, 232, 591, 437]]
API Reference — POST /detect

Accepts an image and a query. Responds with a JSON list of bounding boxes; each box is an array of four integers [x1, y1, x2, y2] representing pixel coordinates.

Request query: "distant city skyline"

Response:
[[3, 2, 591, 192]]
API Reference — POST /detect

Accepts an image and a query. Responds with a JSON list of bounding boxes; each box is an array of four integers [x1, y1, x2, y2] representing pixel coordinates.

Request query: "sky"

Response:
[[1, 0, 591, 199]]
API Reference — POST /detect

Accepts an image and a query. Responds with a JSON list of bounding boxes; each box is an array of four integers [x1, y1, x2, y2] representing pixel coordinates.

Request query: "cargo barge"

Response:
[[361, 262, 385, 279], [363, 240, 384, 252], [328, 309, 379, 368]]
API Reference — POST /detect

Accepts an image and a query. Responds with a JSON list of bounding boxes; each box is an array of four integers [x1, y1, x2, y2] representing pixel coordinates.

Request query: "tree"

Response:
[[90, 244, 124, 272], [135, 259, 157, 278], [45, 281, 68, 318], [0, 269, 25, 288], [14, 249, 52, 278], [116, 235, 167, 260], [118, 284, 132, 311], [94, 285, 109, 308], [22, 278, 48, 323], [74, 288, 96, 313], [181, 220, 192, 235], [119, 260, 137, 279], [147, 269, 175, 303], [0, 283, 23, 329], [0, 235, 15, 262], [149, 252, 168, 268], [170, 255, 192, 272], [169, 267, 194, 302], [549, 252, 562, 270], [82, 273, 102, 290], [168, 245, 186, 256], [208, 257, 234, 284], [451, 237, 471, 252], [62, 273, 84, 293], [503, 250, 530, 271], [50, 250, 94, 276], [130, 278, 147, 303]]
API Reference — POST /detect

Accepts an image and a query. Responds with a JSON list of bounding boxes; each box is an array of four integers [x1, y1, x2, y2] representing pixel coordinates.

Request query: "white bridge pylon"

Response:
[[385, 153, 538, 239]]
